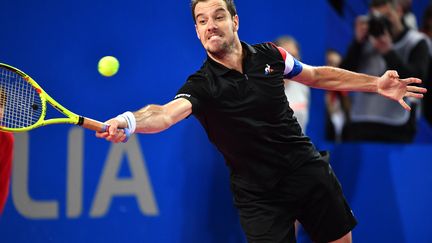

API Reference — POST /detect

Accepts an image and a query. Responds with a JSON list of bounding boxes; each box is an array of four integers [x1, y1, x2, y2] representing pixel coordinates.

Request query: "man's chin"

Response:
[[206, 45, 228, 56]]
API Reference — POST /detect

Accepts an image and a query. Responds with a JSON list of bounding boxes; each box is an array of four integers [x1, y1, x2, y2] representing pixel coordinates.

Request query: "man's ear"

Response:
[[233, 15, 239, 31]]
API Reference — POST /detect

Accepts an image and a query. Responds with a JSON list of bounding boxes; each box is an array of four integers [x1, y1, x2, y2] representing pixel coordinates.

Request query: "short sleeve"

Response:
[[276, 46, 303, 79], [175, 73, 209, 115]]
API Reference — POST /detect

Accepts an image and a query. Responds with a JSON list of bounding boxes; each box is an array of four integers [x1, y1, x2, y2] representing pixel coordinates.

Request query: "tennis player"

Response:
[[96, 0, 426, 242], [0, 87, 14, 214]]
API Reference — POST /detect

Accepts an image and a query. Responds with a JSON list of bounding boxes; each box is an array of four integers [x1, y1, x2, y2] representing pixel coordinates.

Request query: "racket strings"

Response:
[[0, 67, 43, 129]]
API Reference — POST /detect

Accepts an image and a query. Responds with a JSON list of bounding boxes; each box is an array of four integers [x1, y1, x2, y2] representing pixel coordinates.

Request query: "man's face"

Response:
[[194, 0, 239, 56]]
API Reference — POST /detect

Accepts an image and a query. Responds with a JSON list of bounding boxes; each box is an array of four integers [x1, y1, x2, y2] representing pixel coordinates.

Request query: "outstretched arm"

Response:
[[292, 65, 427, 110], [133, 98, 192, 133], [96, 98, 192, 143]]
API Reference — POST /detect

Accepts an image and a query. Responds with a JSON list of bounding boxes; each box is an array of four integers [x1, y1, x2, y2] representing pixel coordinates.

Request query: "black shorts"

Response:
[[231, 152, 357, 243]]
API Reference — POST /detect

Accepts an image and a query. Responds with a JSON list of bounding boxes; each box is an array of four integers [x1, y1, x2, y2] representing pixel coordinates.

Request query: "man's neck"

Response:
[[208, 38, 244, 73]]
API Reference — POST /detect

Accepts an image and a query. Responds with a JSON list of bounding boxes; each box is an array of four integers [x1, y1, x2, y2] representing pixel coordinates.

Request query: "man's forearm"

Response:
[[133, 104, 173, 134], [312, 66, 378, 92]]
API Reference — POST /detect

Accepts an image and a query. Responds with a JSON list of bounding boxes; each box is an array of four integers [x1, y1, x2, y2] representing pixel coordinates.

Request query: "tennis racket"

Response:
[[0, 63, 129, 138]]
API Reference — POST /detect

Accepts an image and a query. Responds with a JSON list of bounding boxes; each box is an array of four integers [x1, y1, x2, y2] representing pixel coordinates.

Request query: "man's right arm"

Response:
[[134, 98, 192, 133], [96, 98, 192, 143]]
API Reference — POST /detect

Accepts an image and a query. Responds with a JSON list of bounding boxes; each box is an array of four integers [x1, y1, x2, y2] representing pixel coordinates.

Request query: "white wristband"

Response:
[[116, 111, 136, 134]]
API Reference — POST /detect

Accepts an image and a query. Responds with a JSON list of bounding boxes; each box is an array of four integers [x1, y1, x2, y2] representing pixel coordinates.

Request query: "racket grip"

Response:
[[81, 117, 131, 143], [100, 124, 131, 143]]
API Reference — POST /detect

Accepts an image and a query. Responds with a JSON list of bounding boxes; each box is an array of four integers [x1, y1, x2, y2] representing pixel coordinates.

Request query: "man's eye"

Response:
[[198, 19, 207, 25], [216, 16, 224, 20]]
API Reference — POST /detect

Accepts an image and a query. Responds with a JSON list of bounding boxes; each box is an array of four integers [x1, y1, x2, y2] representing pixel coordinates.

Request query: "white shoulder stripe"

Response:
[[282, 48, 295, 76]]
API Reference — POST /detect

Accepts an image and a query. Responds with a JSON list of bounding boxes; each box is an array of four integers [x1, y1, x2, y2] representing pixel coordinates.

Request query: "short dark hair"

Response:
[[190, 0, 237, 23]]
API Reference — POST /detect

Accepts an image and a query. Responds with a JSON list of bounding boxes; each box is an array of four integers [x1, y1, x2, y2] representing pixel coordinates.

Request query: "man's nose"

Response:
[[207, 18, 217, 30]]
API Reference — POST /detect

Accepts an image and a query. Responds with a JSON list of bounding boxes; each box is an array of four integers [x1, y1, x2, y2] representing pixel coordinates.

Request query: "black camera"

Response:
[[368, 13, 392, 37]]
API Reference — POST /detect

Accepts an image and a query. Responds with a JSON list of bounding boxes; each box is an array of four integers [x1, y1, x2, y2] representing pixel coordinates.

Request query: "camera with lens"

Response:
[[368, 12, 392, 37]]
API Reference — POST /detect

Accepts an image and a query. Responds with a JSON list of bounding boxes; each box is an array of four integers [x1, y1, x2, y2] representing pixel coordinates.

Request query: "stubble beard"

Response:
[[206, 35, 235, 59]]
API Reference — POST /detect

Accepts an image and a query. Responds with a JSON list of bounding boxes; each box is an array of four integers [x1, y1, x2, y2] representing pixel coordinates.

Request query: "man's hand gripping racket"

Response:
[[95, 116, 134, 143], [0, 63, 130, 141]]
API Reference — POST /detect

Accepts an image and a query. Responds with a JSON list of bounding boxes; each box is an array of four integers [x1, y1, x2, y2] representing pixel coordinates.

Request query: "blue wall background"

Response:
[[1, 0, 431, 242]]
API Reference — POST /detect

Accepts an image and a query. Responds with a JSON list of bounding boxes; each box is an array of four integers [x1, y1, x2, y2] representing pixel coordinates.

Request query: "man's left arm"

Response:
[[292, 65, 426, 110]]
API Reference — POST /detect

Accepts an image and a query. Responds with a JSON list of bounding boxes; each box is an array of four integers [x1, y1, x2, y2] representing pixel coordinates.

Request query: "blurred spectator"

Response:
[[274, 36, 310, 132], [421, 4, 432, 125], [397, 0, 418, 29], [341, 0, 430, 143], [324, 49, 351, 142]]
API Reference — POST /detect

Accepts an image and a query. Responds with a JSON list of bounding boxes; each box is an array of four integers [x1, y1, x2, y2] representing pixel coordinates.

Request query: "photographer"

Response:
[[341, 0, 430, 143]]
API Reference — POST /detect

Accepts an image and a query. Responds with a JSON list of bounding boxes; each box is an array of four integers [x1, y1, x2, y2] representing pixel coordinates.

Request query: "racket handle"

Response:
[[80, 117, 131, 143], [102, 125, 131, 143]]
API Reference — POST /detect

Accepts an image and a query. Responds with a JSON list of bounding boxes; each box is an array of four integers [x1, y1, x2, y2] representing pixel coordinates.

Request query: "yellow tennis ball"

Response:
[[98, 56, 119, 77]]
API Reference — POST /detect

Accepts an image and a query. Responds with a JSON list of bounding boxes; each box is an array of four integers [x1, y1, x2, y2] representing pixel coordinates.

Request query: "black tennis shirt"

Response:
[[176, 42, 321, 189]]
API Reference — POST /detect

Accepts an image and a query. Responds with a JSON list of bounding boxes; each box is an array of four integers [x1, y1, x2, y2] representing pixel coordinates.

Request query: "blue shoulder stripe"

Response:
[[285, 58, 303, 79]]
